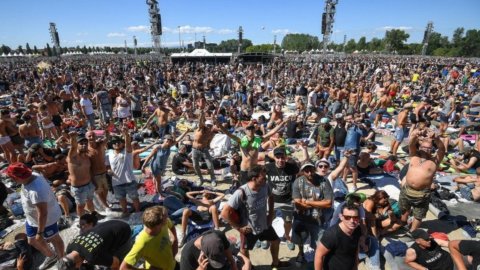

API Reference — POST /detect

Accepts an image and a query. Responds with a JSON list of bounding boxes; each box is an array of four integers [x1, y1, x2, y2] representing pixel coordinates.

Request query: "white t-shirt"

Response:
[[308, 91, 317, 108], [80, 98, 94, 115], [107, 150, 136, 186], [21, 173, 62, 227]]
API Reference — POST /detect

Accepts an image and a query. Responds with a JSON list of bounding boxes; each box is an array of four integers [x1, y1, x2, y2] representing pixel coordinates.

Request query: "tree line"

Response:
[[2, 27, 479, 57]]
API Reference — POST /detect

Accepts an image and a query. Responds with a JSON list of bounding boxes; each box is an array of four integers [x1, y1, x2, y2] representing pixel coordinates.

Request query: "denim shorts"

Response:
[[71, 182, 95, 205], [394, 127, 408, 142], [113, 182, 139, 200], [25, 222, 59, 239]]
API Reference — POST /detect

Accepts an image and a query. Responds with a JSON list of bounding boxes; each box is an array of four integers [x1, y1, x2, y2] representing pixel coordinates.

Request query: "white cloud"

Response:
[[272, 29, 290, 35], [76, 32, 88, 36], [178, 25, 214, 34], [378, 26, 413, 31], [107, 32, 126, 38], [162, 27, 172, 33], [126, 25, 150, 33], [217, 28, 234, 35]]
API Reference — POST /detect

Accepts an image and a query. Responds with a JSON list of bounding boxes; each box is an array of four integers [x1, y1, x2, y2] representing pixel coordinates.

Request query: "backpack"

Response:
[[228, 187, 249, 225]]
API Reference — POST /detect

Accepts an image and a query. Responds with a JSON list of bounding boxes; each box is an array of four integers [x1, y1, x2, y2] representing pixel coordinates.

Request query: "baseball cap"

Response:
[[163, 134, 173, 141], [346, 192, 367, 203], [273, 147, 286, 156], [335, 113, 344, 119], [205, 120, 214, 126], [411, 229, 430, 241], [300, 162, 315, 171], [77, 135, 88, 142], [5, 162, 32, 179], [315, 158, 331, 168], [320, 117, 330, 124], [201, 232, 226, 269], [110, 136, 123, 143]]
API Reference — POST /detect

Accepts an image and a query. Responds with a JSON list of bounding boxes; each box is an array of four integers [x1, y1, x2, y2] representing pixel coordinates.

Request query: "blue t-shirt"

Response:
[[344, 124, 365, 151]]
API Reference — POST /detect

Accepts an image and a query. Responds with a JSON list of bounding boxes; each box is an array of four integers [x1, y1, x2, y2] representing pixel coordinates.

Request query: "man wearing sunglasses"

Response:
[[399, 127, 445, 232], [314, 204, 362, 270], [292, 162, 333, 265]]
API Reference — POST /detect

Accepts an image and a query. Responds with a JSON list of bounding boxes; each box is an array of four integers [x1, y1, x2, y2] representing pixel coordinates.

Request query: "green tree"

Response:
[[367, 38, 384, 52], [384, 29, 410, 52], [344, 39, 357, 53], [217, 39, 252, 52], [461, 29, 480, 57], [426, 32, 450, 55], [245, 44, 275, 53], [25, 43, 32, 54], [452, 27, 464, 47], [281, 33, 319, 52], [17, 45, 24, 54], [356, 36, 367, 51], [46, 43, 52, 56], [81, 45, 88, 54], [1, 45, 11, 54], [33, 45, 38, 54]]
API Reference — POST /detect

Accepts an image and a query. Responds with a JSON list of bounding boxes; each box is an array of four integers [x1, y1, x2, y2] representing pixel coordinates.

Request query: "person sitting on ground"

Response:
[[448, 239, 480, 270], [172, 144, 207, 175], [24, 143, 56, 166], [180, 230, 241, 270], [449, 148, 480, 174], [58, 220, 133, 270], [120, 206, 178, 270], [404, 229, 453, 270], [453, 167, 480, 202], [363, 190, 402, 238], [51, 180, 75, 223], [180, 190, 225, 246], [32, 154, 68, 183]]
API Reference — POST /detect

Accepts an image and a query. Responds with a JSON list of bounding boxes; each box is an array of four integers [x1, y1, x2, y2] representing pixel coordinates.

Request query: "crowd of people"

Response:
[[0, 54, 479, 270]]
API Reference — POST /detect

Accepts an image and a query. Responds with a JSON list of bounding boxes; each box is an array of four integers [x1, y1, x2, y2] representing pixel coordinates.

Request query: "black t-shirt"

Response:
[[285, 121, 299, 139], [297, 86, 308, 96], [459, 240, 480, 270], [172, 153, 188, 173], [320, 224, 361, 270], [471, 150, 480, 170], [179, 231, 231, 270], [411, 241, 453, 270], [333, 125, 347, 147], [265, 162, 299, 203], [66, 220, 131, 267]]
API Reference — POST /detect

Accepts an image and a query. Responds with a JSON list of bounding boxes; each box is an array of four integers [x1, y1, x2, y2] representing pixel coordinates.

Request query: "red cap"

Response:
[[5, 162, 32, 179]]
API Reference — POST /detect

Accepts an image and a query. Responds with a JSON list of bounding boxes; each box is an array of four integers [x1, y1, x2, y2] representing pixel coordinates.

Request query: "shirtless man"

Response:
[[453, 168, 480, 202], [0, 110, 17, 163], [360, 88, 372, 113], [59, 85, 74, 114], [217, 117, 288, 184], [46, 95, 63, 135], [32, 154, 68, 182], [399, 127, 445, 231], [86, 130, 110, 211], [347, 88, 359, 114], [143, 101, 171, 138], [390, 104, 412, 155], [373, 91, 391, 128], [67, 132, 94, 217], [192, 112, 217, 186]]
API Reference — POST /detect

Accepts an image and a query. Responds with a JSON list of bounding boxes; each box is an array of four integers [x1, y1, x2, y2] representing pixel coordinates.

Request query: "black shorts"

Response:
[[241, 226, 279, 250], [132, 110, 142, 119], [52, 115, 62, 127], [10, 134, 24, 146], [239, 170, 249, 185], [190, 210, 211, 224]]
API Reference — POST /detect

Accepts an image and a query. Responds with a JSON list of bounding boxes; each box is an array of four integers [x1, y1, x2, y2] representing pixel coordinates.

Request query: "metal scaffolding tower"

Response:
[[421, 21, 434, 56], [146, 0, 162, 53], [321, 0, 338, 54], [237, 26, 243, 54], [49, 23, 60, 56]]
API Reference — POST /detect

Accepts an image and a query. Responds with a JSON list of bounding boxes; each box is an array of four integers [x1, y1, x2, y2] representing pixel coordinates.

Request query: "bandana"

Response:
[[5, 163, 32, 179]]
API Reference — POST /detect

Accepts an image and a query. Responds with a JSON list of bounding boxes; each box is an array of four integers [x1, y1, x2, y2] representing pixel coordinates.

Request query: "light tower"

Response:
[[321, 0, 338, 54], [146, 0, 162, 53], [237, 26, 243, 54], [421, 21, 434, 56], [133, 36, 138, 56], [49, 23, 60, 56]]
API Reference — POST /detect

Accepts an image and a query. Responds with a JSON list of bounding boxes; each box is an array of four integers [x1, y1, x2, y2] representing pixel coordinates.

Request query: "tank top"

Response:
[[410, 242, 453, 270]]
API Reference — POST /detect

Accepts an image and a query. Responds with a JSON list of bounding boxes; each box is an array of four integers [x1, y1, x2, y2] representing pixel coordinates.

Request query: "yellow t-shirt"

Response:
[[123, 219, 176, 270], [412, 73, 420, 82]]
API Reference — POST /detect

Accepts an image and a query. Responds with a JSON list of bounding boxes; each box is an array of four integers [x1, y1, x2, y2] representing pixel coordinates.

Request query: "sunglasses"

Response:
[[343, 215, 360, 221], [317, 165, 329, 169]]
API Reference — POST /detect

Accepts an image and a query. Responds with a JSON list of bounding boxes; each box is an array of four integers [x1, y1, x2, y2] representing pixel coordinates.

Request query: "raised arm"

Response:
[[409, 129, 420, 157], [174, 129, 191, 145], [215, 121, 240, 143], [263, 119, 287, 141], [68, 131, 78, 159], [123, 127, 132, 153]]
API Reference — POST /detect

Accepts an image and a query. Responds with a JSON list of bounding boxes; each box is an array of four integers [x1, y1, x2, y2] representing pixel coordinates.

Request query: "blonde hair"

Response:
[[142, 206, 168, 228]]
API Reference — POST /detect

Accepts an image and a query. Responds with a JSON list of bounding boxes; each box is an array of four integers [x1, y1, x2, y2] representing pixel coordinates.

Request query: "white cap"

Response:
[[205, 120, 214, 126]]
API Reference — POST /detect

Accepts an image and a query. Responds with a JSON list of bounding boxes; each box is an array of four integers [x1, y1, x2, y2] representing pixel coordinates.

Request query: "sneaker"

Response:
[[286, 240, 295, 251], [211, 180, 217, 187], [348, 186, 358, 193], [38, 255, 58, 270], [261, 240, 269, 249]]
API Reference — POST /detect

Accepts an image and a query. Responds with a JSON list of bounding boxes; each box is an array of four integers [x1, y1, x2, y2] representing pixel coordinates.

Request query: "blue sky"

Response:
[[1, 0, 479, 49]]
